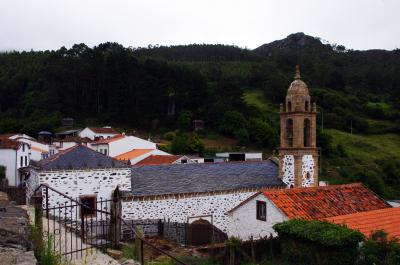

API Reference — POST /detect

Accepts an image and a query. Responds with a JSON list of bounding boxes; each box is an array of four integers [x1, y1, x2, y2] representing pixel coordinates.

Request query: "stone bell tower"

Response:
[[278, 66, 319, 188]]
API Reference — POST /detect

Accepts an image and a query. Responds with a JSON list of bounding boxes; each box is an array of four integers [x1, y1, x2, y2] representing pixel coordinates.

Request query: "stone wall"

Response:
[[0, 191, 36, 265], [122, 190, 256, 234]]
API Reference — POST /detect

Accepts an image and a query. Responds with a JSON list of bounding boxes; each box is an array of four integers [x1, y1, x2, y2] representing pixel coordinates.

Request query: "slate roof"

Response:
[[325, 207, 400, 239], [135, 155, 182, 166], [131, 160, 283, 196], [262, 183, 390, 220], [36, 145, 128, 170]]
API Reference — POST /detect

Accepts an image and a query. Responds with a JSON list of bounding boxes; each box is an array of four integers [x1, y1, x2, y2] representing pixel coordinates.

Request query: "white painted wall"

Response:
[[228, 194, 288, 240], [122, 191, 256, 233], [78, 127, 118, 140], [0, 149, 17, 186], [0, 143, 30, 186], [93, 144, 109, 155], [109, 136, 156, 157], [16, 137, 49, 161], [245, 153, 263, 161]]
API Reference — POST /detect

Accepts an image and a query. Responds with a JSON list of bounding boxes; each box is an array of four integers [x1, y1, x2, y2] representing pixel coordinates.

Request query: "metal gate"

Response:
[[32, 184, 114, 260]]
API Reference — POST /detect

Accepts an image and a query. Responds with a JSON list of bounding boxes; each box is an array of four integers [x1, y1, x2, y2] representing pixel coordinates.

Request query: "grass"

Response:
[[243, 89, 276, 113], [326, 129, 400, 163]]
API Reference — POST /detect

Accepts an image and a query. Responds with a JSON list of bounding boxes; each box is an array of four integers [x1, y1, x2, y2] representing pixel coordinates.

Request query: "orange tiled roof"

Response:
[[115, 149, 154, 160], [0, 137, 21, 150], [89, 127, 119, 134], [91, 134, 124, 145], [135, 155, 181, 166], [31, 146, 48, 153], [325, 207, 400, 239], [263, 183, 390, 220]]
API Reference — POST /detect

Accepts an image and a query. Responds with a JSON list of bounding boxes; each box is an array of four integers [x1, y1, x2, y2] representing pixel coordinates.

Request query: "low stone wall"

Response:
[[0, 191, 37, 265]]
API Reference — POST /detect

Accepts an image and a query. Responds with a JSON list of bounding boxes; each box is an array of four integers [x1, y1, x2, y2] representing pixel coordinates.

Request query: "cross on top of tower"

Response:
[[294, 65, 301, 79]]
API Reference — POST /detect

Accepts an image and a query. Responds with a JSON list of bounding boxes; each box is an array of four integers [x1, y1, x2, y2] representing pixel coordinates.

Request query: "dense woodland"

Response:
[[1, 33, 400, 197]]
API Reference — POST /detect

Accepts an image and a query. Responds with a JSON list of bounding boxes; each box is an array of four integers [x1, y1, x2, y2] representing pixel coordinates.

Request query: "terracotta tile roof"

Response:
[[91, 134, 124, 145], [0, 137, 21, 150], [31, 146, 48, 153], [263, 183, 390, 220], [325, 207, 400, 239], [55, 136, 94, 143], [115, 149, 154, 161], [89, 127, 119, 134], [135, 155, 182, 166]]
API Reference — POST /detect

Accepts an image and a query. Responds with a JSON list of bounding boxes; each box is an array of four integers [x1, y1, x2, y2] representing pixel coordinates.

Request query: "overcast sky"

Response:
[[1, 0, 399, 51]]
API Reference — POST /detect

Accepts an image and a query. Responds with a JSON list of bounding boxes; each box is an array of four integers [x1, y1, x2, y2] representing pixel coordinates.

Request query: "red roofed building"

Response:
[[0, 137, 31, 187], [135, 155, 196, 166], [325, 207, 400, 239], [78, 126, 120, 140], [227, 183, 391, 240]]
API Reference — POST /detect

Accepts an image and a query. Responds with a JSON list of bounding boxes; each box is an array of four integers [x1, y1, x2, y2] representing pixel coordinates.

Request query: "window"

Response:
[[104, 149, 108, 156], [286, 119, 293, 147], [20, 156, 23, 167], [181, 159, 187, 164], [304, 119, 311, 147], [22, 144, 25, 152], [80, 195, 97, 218], [256, 200, 267, 221], [305, 101, 309, 111], [25, 156, 28, 166], [287, 101, 292, 112]]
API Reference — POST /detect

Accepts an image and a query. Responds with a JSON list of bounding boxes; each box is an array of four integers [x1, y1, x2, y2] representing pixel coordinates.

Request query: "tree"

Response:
[[358, 230, 400, 265]]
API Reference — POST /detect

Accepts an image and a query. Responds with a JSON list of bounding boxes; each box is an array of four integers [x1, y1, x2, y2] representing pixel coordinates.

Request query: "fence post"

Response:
[[110, 186, 121, 248], [32, 193, 43, 257], [157, 219, 164, 236], [250, 236, 255, 262], [135, 227, 144, 263]]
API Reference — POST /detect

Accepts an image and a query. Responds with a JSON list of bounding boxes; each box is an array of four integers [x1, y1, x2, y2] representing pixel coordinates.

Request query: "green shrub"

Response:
[[273, 220, 364, 265], [40, 234, 61, 265], [358, 230, 400, 265], [121, 243, 137, 260]]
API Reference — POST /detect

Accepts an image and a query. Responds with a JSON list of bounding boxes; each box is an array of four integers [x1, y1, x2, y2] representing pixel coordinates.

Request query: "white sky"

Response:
[[0, 0, 399, 51]]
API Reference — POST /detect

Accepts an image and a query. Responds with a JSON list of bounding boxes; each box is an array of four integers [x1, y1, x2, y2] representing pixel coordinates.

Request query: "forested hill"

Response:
[[1, 33, 400, 197]]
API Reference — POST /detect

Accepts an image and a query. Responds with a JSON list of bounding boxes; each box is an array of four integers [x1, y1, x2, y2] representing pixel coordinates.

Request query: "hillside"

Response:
[[0, 33, 400, 197]]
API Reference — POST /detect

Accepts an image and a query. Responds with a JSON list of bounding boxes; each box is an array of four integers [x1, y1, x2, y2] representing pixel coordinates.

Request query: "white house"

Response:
[[227, 183, 391, 240], [0, 137, 30, 187], [10, 134, 51, 161], [52, 136, 94, 151], [121, 160, 285, 241], [26, 145, 132, 209], [78, 127, 119, 140], [91, 135, 157, 158]]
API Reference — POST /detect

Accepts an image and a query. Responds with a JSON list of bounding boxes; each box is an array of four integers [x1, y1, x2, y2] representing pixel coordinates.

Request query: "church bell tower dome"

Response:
[[278, 65, 319, 188], [285, 65, 311, 112]]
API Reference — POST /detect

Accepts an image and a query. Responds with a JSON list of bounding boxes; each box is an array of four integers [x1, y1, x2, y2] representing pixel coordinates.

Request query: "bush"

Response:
[[219, 111, 247, 136], [358, 230, 400, 265], [273, 220, 364, 265], [177, 110, 193, 131]]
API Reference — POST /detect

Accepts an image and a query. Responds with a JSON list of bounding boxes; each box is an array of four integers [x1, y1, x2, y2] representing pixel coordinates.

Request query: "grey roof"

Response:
[[37, 145, 128, 170], [131, 160, 283, 196]]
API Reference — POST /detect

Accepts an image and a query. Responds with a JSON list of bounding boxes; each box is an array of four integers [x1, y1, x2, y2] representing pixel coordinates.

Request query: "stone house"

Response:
[[121, 160, 285, 237]]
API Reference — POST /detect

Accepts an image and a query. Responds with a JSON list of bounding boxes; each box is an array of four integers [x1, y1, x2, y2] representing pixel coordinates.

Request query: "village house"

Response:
[[78, 126, 120, 140], [52, 136, 94, 151], [26, 145, 131, 207], [121, 160, 285, 239], [115, 149, 171, 165], [227, 183, 391, 240], [134, 154, 197, 166], [8, 134, 53, 161], [0, 137, 30, 187], [90, 134, 157, 157]]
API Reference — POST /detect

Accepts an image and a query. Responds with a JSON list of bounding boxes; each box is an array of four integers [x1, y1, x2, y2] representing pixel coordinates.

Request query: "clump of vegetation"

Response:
[[121, 243, 138, 260], [40, 234, 61, 265], [274, 220, 364, 265], [358, 230, 400, 265]]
